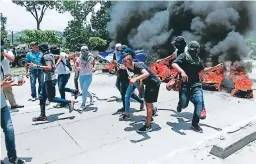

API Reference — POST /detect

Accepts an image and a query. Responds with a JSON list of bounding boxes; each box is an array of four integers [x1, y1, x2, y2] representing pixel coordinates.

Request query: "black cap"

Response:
[[30, 42, 39, 46], [38, 43, 49, 53], [188, 41, 200, 51]]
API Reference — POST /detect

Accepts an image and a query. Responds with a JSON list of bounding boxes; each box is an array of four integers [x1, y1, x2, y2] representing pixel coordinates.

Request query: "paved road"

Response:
[[1, 72, 255, 164]]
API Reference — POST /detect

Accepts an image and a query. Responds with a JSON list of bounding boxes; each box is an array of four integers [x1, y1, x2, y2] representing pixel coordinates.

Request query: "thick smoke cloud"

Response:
[[107, 1, 256, 64]]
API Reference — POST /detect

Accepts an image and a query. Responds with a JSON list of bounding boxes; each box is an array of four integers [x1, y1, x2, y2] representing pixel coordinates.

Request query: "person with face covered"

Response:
[[50, 45, 79, 108], [75, 45, 96, 110], [156, 36, 187, 65], [28, 43, 74, 121], [172, 41, 223, 133]]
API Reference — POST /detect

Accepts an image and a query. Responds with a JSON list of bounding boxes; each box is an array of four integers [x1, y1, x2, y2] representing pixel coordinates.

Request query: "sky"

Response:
[[0, 0, 101, 34]]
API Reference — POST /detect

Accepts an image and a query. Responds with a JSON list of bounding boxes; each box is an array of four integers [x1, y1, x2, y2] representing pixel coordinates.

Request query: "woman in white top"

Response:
[[75, 45, 96, 110], [51, 46, 79, 108]]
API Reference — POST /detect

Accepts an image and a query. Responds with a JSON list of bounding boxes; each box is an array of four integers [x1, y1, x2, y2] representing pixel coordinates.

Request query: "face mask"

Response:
[[188, 49, 199, 57], [81, 46, 89, 60]]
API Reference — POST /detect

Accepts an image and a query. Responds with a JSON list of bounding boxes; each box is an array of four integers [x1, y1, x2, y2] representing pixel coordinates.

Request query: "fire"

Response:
[[200, 67, 224, 91]]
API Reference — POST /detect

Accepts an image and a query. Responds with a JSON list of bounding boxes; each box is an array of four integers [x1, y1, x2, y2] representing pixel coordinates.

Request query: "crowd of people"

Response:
[[0, 36, 223, 163]]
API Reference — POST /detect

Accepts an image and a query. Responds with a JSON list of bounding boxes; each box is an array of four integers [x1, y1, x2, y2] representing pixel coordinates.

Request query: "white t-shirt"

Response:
[[55, 52, 70, 75], [77, 56, 94, 76], [1, 50, 13, 75]]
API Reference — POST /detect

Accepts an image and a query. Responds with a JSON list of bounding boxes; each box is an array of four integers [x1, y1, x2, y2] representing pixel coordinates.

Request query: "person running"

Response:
[[50, 45, 79, 108], [74, 45, 96, 110], [172, 41, 222, 133], [1, 44, 25, 164], [28, 43, 74, 121], [123, 53, 161, 133], [25, 42, 44, 101], [73, 47, 81, 96], [119, 48, 146, 121]]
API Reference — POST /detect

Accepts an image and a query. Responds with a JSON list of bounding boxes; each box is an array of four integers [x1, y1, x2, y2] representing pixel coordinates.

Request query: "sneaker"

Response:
[[68, 101, 75, 113], [137, 125, 152, 133], [119, 114, 131, 121], [9, 159, 25, 164], [200, 109, 206, 119], [191, 124, 203, 133], [177, 105, 182, 113], [152, 107, 158, 117], [11, 104, 24, 109], [32, 115, 47, 122], [31, 97, 37, 101], [46, 99, 50, 105], [140, 102, 145, 111]]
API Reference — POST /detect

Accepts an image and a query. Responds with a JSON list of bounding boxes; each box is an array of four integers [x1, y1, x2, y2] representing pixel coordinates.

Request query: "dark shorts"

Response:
[[144, 83, 160, 103]]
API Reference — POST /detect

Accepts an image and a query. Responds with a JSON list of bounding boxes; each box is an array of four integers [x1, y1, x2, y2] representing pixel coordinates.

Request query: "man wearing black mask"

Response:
[[172, 41, 223, 133], [28, 43, 74, 121]]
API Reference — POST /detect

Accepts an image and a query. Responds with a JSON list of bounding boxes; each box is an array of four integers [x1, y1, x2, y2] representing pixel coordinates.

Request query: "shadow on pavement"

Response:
[[124, 115, 161, 143], [166, 109, 222, 135], [31, 113, 75, 125]]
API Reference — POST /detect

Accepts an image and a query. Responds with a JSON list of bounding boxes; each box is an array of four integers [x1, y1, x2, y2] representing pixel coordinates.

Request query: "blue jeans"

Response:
[[79, 74, 92, 105], [125, 82, 144, 113], [178, 86, 205, 124], [58, 74, 76, 99], [30, 69, 44, 98], [1, 106, 17, 161]]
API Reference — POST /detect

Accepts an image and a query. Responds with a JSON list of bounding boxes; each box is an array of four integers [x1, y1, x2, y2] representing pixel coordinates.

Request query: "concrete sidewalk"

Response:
[[1, 73, 255, 164]]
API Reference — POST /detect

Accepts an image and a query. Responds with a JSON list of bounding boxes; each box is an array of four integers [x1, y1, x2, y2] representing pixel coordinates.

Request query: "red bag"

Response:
[[166, 74, 181, 91]]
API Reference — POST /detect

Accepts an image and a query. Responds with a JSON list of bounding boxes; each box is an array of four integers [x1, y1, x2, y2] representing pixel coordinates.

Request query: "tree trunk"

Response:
[[37, 21, 40, 30]]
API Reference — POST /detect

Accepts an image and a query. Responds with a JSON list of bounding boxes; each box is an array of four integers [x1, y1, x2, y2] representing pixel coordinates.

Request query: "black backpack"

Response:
[[61, 58, 72, 71]]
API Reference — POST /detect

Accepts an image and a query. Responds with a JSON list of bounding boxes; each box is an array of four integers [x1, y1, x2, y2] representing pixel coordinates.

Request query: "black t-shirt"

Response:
[[173, 53, 204, 88], [113, 51, 128, 81], [127, 62, 161, 86]]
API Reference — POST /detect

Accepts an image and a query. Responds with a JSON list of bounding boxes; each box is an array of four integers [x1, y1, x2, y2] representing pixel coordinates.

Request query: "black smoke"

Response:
[[107, 1, 256, 64]]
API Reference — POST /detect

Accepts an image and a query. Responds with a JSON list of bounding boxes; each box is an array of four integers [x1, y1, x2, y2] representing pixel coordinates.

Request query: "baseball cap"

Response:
[[188, 41, 200, 51], [30, 42, 39, 46], [123, 48, 135, 58]]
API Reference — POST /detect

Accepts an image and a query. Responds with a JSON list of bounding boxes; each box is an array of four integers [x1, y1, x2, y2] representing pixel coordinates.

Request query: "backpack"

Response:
[[61, 58, 72, 71]]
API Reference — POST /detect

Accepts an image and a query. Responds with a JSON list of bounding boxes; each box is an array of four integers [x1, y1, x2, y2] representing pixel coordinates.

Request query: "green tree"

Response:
[[12, 0, 61, 30], [59, 1, 97, 21], [0, 13, 7, 41], [16, 30, 60, 44], [63, 20, 89, 51], [88, 37, 107, 51], [90, 1, 112, 43]]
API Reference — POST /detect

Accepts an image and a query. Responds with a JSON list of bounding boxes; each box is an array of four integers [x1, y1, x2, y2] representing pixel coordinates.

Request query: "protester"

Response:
[[119, 48, 145, 121], [75, 45, 96, 110], [28, 43, 74, 121], [50, 45, 79, 108], [1, 40, 24, 110], [73, 47, 81, 95], [123, 53, 161, 133], [172, 41, 223, 133], [1, 44, 25, 164], [25, 42, 44, 101]]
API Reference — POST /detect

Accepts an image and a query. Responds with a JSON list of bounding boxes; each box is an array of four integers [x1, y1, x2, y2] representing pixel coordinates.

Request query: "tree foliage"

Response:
[[90, 1, 112, 43], [246, 39, 256, 51], [12, 0, 61, 30], [59, 1, 97, 22], [0, 13, 8, 41], [63, 20, 89, 52], [16, 30, 60, 44], [88, 37, 107, 51]]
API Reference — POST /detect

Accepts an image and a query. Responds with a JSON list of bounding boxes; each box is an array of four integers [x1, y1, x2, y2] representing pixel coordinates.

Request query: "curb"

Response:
[[210, 123, 256, 159]]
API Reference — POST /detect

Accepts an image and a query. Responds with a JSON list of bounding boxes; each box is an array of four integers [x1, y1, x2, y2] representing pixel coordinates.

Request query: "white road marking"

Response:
[[148, 116, 256, 164]]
